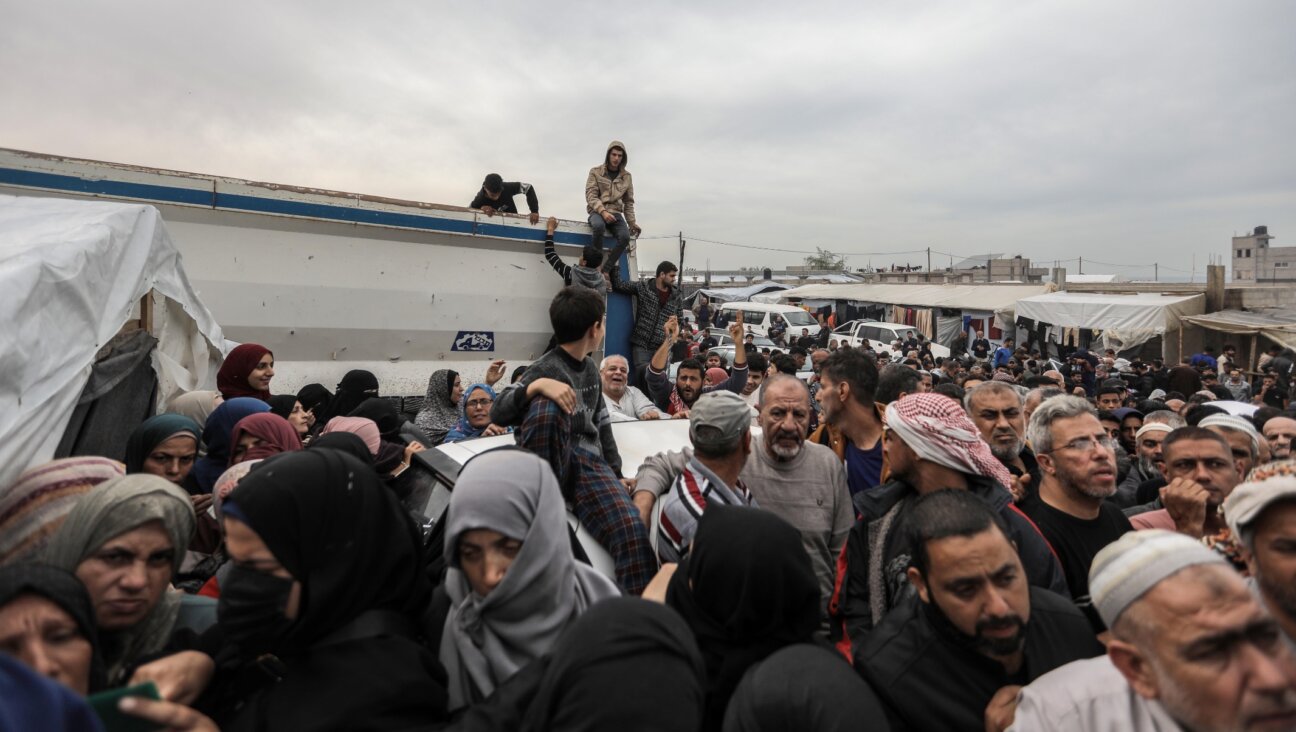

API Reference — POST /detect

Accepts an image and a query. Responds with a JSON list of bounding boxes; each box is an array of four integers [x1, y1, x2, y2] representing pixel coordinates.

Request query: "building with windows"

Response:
[[1232, 226, 1295, 283]]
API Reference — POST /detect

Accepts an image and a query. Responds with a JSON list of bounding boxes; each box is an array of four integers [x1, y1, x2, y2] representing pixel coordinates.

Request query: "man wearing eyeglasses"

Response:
[[1017, 395, 1133, 632]]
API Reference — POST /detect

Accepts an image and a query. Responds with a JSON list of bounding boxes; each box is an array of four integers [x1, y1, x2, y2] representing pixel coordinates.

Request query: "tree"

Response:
[[803, 248, 846, 271]]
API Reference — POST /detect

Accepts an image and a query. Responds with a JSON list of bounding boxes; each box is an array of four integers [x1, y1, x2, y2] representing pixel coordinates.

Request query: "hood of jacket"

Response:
[[605, 140, 628, 168], [570, 265, 607, 292]]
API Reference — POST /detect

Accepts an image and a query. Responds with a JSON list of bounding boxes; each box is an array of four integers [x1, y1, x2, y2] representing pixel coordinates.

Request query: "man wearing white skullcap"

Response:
[[1201, 412, 1262, 480], [1227, 460, 1296, 651], [1115, 410, 1184, 509], [1007, 530, 1296, 731]]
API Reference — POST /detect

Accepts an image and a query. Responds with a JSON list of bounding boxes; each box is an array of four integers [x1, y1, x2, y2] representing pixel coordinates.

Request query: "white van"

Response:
[[831, 320, 950, 358], [718, 302, 822, 338]]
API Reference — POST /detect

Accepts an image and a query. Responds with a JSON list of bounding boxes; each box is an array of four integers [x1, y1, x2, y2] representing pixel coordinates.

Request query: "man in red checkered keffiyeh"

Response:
[[884, 392, 1014, 490]]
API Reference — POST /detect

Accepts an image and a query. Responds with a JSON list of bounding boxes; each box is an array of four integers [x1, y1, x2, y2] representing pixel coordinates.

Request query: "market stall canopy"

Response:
[[0, 195, 224, 487], [1014, 292, 1204, 333], [753, 282, 1053, 317], [1180, 309, 1296, 350], [693, 281, 793, 303]]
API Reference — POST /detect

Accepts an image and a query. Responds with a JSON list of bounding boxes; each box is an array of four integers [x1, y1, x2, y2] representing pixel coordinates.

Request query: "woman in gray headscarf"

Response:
[[42, 474, 197, 685], [415, 369, 463, 444], [439, 448, 620, 713]]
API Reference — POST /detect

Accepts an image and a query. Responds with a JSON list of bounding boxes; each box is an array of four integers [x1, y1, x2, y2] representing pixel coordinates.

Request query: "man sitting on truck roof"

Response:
[[470, 173, 540, 225]]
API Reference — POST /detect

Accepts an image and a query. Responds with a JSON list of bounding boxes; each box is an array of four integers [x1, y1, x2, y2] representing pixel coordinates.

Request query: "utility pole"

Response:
[[678, 232, 686, 275], [1154, 263, 1158, 282], [1078, 256, 1083, 275], [926, 247, 931, 274]]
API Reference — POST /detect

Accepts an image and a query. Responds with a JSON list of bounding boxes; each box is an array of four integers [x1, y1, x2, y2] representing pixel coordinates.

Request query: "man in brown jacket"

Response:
[[585, 140, 641, 263]]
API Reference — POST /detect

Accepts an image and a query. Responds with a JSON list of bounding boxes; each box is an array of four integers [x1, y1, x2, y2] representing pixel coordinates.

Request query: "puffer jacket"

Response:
[[585, 140, 636, 225]]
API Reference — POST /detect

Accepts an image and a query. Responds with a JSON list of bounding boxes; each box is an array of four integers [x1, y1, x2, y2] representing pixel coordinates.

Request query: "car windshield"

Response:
[[783, 310, 817, 326]]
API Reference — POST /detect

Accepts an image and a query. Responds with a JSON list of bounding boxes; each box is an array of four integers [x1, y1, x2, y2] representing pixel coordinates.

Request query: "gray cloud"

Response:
[[2, 0, 1292, 278]]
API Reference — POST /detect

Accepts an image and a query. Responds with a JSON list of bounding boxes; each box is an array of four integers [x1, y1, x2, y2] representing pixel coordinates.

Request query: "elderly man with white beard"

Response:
[[631, 374, 851, 622], [1005, 530, 1296, 732]]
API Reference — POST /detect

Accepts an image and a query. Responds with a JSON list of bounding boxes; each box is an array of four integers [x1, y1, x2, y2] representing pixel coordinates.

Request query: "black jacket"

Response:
[[829, 473, 1067, 650], [609, 269, 683, 351], [470, 182, 538, 214], [855, 588, 1104, 732]]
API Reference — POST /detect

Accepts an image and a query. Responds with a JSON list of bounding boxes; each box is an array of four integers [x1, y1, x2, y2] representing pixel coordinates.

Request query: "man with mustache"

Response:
[[1115, 410, 1183, 508], [1018, 395, 1133, 632], [630, 374, 851, 623], [830, 393, 1067, 652], [855, 489, 1102, 731], [645, 316, 747, 417], [966, 382, 1041, 500]]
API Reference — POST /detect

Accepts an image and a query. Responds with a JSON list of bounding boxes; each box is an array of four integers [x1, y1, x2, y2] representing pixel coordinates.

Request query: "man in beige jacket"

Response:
[[585, 140, 641, 263]]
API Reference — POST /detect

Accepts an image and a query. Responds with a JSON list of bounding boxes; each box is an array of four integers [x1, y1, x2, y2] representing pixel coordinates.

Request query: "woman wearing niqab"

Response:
[[665, 505, 821, 731], [205, 450, 448, 731]]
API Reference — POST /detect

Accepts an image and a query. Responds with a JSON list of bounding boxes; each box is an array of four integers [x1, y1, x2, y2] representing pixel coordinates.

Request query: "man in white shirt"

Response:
[[600, 354, 662, 421]]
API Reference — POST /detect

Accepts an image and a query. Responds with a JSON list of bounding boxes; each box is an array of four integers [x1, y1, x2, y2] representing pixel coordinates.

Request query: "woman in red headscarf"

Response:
[[217, 343, 275, 401], [228, 413, 302, 466]]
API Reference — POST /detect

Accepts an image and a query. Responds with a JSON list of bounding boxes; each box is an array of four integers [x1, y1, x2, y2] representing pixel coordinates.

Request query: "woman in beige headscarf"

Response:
[[42, 474, 197, 684]]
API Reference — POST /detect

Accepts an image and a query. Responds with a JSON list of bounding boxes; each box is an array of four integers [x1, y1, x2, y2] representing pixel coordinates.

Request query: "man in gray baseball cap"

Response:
[[655, 391, 755, 562]]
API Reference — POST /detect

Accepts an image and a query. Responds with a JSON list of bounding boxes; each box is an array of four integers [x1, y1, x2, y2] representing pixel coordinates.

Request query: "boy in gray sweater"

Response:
[[491, 286, 656, 594]]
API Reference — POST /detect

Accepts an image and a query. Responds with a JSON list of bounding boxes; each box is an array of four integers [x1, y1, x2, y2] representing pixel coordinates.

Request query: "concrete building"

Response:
[[1232, 226, 1296, 283]]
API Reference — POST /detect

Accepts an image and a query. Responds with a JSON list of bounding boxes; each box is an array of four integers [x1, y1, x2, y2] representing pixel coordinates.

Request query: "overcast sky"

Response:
[[3, 1, 1293, 278]]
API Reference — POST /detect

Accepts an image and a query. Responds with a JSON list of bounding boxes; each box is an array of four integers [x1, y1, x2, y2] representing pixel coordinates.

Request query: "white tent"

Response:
[[1014, 291, 1205, 352], [0, 195, 225, 487], [754, 282, 1051, 316]]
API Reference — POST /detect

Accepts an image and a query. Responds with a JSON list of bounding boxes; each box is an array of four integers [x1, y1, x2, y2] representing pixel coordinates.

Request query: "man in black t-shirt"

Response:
[[470, 173, 540, 224], [1018, 394, 1132, 631], [971, 329, 992, 362]]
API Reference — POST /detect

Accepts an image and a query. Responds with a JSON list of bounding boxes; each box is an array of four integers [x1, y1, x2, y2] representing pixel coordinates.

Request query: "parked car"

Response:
[[425, 419, 702, 580], [831, 320, 951, 358], [717, 302, 822, 339]]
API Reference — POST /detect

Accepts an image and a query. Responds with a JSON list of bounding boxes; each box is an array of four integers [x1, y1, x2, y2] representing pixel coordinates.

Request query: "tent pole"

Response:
[[1250, 334, 1258, 373]]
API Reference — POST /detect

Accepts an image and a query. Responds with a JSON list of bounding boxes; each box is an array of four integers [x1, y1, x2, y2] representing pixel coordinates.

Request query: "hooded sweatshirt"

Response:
[[585, 141, 636, 226], [544, 237, 608, 296]]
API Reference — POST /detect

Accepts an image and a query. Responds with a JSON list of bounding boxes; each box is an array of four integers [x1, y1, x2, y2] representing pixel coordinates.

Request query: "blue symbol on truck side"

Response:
[[452, 331, 495, 352]]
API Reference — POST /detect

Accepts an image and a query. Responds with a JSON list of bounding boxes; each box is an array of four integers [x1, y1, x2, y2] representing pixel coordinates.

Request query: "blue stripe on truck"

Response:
[[0, 163, 634, 361], [0, 166, 588, 246]]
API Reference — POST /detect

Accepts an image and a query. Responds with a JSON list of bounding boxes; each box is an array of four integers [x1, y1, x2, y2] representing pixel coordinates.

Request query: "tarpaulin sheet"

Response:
[[1014, 291, 1204, 352], [0, 195, 225, 488], [1180, 310, 1296, 351], [754, 282, 1052, 317]]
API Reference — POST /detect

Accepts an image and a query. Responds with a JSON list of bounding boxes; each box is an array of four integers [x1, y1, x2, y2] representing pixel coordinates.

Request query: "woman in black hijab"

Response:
[[454, 597, 706, 732], [314, 370, 380, 426], [665, 506, 821, 732], [722, 644, 889, 732], [0, 563, 106, 694], [350, 397, 430, 447], [308, 432, 375, 464], [201, 450, 447, 731]]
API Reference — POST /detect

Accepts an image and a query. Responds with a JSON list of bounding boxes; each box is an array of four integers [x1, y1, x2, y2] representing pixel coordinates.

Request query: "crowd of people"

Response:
[[5, 221, 1296, 731]]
